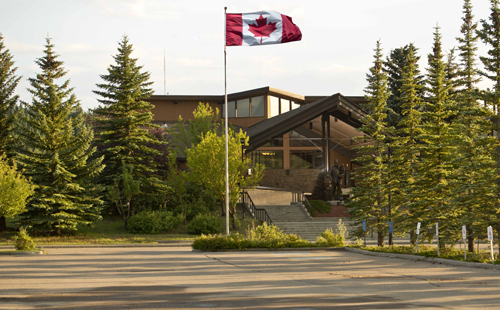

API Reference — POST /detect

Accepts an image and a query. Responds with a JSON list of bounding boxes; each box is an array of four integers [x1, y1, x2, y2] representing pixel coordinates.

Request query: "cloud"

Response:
[[98, 0, 146, 18], [176, 58, 218, 69], [4, 40, 40, 54], [316, 63, 366, 74], [91, 0, 180, 20]]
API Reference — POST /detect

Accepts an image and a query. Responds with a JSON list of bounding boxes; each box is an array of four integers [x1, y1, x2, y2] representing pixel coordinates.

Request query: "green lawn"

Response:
[[0, 206, 262, 246]]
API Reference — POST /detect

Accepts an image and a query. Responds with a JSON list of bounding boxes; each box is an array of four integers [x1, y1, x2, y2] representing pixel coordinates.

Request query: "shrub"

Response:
[[13, 228, 37, 251], [315, 220, 347, 247], [187, 213, 223, 235], [127, 210, 181, 234], [192, 233, 252, 251], [306, 200, 332, 216], [192, 223, 312, 251]]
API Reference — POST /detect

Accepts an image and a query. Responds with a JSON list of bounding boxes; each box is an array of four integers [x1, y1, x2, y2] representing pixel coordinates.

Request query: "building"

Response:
[[148, 86, 368, 193]]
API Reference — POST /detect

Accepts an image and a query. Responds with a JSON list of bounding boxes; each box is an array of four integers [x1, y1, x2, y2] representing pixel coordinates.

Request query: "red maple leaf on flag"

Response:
[[248, 15, 277, 44]]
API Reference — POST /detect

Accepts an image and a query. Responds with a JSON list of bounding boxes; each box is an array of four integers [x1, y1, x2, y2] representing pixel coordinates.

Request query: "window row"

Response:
[[249, 150, 324, 169], [221, 95, 301, 118], [222, 96, 265, 118]]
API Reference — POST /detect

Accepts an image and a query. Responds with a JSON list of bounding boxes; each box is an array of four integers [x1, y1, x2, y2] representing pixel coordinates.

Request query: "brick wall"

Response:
[[258, 169, 322, 193]]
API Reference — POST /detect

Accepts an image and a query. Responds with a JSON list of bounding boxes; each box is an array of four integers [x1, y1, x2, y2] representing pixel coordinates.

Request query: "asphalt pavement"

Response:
[[1, 246, 500, 309]]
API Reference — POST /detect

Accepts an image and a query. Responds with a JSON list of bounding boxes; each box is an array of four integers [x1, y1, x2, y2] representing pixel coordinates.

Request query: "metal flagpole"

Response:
[[164, 50, 166, 95], [224, 7, 230, 235]]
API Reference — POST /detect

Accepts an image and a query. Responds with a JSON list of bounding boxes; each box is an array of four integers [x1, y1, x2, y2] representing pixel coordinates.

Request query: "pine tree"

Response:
[[383, 44, 425, 128], [0, 34, 22, 231], [93, 36, 163, 222], [348, 40, 391, 246], [16, 38, 104, 235], [411, 26, 458, 248], [451, 0, 497, 253], [0, 33, 20, 158], [390, 45, 425, 243], [476, 0, 500, 253]]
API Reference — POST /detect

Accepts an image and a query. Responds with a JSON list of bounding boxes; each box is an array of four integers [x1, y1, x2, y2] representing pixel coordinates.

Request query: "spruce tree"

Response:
[[16, 38, 104, 235], [93, 36, 162, 223], [383, 44, 425, 128], [348, 40, 391, 246], [0, 33, 20, 159], [476, 0, 500, 253], [390, 46, 424, 243], [0, 34, 22, 231], [411, 26, 458, 248], [451, 0, 497, 252]]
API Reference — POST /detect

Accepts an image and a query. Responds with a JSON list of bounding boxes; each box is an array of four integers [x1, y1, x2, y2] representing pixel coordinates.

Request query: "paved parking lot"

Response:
[[1, 246, 500, 309]]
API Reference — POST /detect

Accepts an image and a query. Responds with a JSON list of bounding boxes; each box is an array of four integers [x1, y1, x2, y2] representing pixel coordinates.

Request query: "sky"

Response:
[[0, 0, 495, 111]]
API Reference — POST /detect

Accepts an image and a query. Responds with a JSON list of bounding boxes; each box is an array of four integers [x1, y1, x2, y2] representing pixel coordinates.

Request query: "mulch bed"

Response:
[[315, 205, 350, 217]]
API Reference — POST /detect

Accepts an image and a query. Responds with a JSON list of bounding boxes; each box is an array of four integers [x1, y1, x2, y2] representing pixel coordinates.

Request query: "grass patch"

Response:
[[352, 244, 500, 264], [0, 205, 262, 245]]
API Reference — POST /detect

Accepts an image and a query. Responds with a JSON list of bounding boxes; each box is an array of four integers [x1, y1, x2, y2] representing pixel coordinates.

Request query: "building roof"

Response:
[[245, 93, 367, 152]]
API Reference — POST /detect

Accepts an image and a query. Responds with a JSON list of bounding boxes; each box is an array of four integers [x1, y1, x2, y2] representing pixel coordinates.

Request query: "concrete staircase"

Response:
[[255, 204, 354, 241], [275, 218, 354, 241]]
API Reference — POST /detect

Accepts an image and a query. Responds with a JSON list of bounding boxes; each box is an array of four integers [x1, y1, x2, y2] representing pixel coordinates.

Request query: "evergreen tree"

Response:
[[451, 0, 497, 252], [383, 44, 425, 128], [348, 40, 391, 246], [390, 46, 425, 243], [476, 0, 500, 254], [93, 36, 163, 222], [411, 26, 458, 248], [0, 34, 22, 231], [16, 38, 104, 235], [445, 48, 460, 100], [0, 34, 20, 158]]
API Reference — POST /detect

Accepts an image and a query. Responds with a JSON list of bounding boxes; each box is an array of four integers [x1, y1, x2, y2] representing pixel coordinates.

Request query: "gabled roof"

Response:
[[245, 93, 367, 152]]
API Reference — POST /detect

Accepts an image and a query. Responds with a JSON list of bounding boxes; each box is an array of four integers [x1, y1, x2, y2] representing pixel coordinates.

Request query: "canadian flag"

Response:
[[226, 11, 302, 46]]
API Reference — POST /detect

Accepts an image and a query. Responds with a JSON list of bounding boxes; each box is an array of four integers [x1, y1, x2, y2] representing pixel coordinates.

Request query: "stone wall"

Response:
[[258, 169, 323, 193]]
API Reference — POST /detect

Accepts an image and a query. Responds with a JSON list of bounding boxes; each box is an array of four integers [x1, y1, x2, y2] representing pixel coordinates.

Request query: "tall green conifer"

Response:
[[411, 26, 457, 247], [451, 0, 497, 252], [93, 36, 162, 222], [16, 38, 104, 234], [476, 0, 500, 253], [390, 46, 424, 242], [383, 44, 424, 128], [0, 34, 20, 158], [0, 34, 22, 231], [348, 40, 391, 246]]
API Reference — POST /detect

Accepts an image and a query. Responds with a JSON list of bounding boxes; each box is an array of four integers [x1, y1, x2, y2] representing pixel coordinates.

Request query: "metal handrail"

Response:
[[302, 194, 313, 215], [242, 191, 274, 226], [245, 186, 312, 217]]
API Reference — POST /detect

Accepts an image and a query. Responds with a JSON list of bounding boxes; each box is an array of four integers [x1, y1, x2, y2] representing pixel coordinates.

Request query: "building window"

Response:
[[222, 96, 266, 118], [227, 101, 236, 118], [251, 95, 265, 117], [281, 99, 290, 114], [261, 138, 283, 147], [290, 150, 323, 169], [289, 130, 318, 147], [269, 96, 300, 118], [270, 96, 280, 117], [238, 98, 250, 117], [249, 150, 283, 169]]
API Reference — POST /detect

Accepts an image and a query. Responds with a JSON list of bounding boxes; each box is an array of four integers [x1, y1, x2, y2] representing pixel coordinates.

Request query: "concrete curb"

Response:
[[0, 242, 193, 250], [192, 247, 346, 252], [345, 247, 500, 270], [0, 250, 44, 256]]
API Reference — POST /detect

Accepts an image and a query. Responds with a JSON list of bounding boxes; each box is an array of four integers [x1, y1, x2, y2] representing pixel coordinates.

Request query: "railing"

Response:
[[242, 191, 274, 226], [244, 186, 313, 218]]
